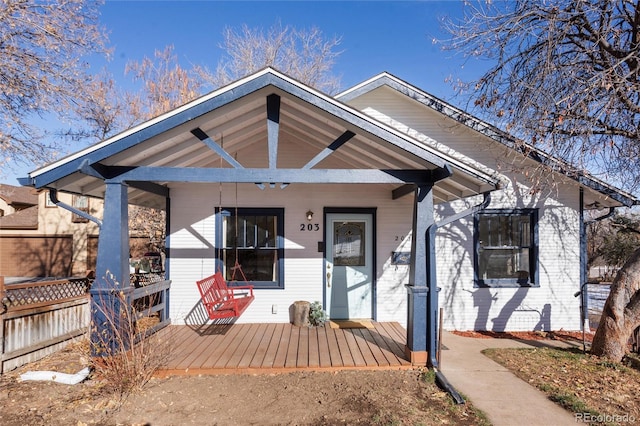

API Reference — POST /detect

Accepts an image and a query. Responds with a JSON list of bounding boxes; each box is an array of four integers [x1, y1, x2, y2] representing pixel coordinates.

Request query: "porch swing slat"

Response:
[[196, 272, 254, 319]]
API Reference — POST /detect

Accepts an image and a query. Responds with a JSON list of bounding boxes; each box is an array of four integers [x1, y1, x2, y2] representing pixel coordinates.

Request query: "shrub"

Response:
[[90, 273, 174, 398], [308, 301, 327, 327]]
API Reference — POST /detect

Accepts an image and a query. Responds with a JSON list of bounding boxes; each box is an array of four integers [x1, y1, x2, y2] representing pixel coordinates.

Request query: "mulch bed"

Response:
[[452, 329, 595, 343]]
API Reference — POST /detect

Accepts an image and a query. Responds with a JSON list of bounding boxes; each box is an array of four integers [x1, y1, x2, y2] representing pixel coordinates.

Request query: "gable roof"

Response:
[[21, 68, 500, 209], [337, 72, 639, 208]]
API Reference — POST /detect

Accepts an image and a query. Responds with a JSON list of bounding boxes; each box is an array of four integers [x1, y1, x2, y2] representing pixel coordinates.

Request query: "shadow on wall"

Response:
[[438, 173, 576, 332], [1, 234, 73, 277], [470, 286, 552, 332]]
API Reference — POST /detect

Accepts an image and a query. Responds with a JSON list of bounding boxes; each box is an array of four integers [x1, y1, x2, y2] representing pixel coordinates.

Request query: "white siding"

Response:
[[168, 182, 415, 327], [435, 183, 581, 332], [344, 86, 583, 332]]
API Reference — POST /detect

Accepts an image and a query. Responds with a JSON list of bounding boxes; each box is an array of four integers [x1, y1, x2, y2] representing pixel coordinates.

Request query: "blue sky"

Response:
[[97, 0, 478, 94], [5, 0, 485, 185]]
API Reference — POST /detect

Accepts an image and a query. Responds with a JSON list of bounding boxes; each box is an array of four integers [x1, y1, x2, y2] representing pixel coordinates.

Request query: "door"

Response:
[[325, 213, 373, 320]]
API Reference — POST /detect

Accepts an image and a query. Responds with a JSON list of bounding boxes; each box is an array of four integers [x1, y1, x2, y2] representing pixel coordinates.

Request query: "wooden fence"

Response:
[[0, 274, 171, 374], [0, 276, 91, 373]]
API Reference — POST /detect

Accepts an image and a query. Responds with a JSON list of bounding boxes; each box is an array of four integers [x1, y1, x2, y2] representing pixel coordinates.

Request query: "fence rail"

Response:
[[131, 279, 171, 342], [1, 276, 91, 374]]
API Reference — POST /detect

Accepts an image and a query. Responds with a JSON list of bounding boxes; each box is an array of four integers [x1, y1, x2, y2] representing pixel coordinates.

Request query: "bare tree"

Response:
[[444, 0, 640, 191], [69, 45, 203, 145], [0, 0, 109, 174], [74, 24, 343, 143], [444, 0, 640, 361], [197, 22, 343, 95], [602, 215, 640, 267], [125, 45, 206, 120], [62, 69, 137, 143], [71, 23, 343, 260]]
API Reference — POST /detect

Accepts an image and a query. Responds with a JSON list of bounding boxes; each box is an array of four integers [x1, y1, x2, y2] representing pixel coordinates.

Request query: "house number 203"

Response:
[[300, 223, 320, 231]]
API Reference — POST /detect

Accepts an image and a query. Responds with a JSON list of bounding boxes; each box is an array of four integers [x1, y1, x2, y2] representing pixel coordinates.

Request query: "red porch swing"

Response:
[[196, 264, 255, 320]]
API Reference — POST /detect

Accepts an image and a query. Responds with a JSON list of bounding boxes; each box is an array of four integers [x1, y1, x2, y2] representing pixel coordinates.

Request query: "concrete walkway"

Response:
[[439, 331, 578, 426]]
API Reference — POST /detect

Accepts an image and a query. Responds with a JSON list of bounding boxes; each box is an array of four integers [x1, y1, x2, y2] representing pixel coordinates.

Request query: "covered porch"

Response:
[[159, 321, 411, 375]]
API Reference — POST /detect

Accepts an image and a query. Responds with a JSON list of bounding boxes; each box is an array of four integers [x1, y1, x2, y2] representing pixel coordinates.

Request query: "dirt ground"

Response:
[[0, 342, 486, 426], [7, 330, 629, 425]]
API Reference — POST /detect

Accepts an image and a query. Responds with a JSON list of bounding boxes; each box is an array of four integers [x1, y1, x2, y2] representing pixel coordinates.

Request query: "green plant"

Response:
[[420, 368, 437, 384], [308, 301, 327, 326]]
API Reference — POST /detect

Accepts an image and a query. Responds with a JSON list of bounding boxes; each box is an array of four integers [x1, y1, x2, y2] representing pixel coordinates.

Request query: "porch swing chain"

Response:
[[216, 138, 248, 283], [217, 135, 223, 273], [230, 153, 247, 283]]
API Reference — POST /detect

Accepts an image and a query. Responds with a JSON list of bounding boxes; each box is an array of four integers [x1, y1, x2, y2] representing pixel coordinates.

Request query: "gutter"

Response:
[[48, 189, 103, 228], [427, 192, 491, 405]]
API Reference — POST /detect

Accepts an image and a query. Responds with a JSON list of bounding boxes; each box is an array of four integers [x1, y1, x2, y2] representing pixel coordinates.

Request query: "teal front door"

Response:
[[325, 213, 373, 320]]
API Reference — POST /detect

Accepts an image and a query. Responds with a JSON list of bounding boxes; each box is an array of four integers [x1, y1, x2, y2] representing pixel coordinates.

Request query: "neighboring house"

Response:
[[19, 68, 638, 359], [0, 184, 38, 217], [0, 186, 159, 278], [0, 187, 101, 277]]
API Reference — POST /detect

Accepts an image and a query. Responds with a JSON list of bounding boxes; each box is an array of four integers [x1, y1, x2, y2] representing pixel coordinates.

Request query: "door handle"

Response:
[[326, 272, 331, 287]]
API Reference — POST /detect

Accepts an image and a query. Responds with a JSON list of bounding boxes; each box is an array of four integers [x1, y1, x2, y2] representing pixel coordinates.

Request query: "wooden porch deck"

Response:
[[159, 321, 412, 375]]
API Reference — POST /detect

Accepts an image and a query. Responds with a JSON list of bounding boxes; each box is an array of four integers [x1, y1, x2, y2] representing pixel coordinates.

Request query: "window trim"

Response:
[[473, 208, 539, 288], [215, 207, 285, 290]]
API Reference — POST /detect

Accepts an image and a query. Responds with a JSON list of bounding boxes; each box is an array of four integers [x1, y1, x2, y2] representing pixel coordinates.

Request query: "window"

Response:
[[474, 209, 538, 287], [72, 195, 89, 223], [217, 208, 284, 289]]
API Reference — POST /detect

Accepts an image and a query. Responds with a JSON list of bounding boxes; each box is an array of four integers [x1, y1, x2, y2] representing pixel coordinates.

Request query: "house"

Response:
[[19, 68, 638, 364], [0, 184, 38, 217], [0, 186, 100, 277], [336, 74, 638, 333], [0, 185, 159, 278]]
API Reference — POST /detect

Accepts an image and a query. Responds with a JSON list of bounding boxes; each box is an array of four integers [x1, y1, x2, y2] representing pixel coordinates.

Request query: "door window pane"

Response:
[[333, 221, 365, 266]]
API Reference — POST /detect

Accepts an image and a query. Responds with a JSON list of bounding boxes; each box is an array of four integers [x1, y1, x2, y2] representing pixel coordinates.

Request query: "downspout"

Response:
[[578, 187, 615, 351], [428, 192, 491, 405], [48, 189, 103, 228]]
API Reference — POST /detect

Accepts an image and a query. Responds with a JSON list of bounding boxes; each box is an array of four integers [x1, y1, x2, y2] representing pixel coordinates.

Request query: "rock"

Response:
[[290, 301, 310, 327]]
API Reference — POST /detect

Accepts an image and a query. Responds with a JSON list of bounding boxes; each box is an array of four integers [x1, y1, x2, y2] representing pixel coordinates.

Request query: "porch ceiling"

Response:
[[26, 69, 499, 209]]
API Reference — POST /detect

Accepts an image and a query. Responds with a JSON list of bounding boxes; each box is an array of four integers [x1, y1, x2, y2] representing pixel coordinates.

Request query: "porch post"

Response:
[[405, 184, 434, 365], [91, 181, 131, 356]]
